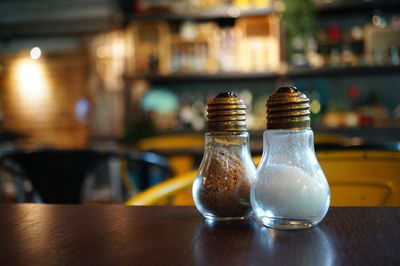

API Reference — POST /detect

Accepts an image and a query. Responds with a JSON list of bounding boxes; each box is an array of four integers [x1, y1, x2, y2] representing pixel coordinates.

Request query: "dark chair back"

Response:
[[122, 151, 173, 191], [2, 150, 111, 204]]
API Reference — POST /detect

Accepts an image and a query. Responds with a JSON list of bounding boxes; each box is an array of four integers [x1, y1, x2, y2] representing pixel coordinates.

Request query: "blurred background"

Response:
[[0, 0, 399, 205]]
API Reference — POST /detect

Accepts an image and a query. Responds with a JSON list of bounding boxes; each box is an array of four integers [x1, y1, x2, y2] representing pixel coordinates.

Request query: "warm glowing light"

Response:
[[96, 46, 108, 58], [30, 47, 41, 60], [228, 7, 240, 18], [310, 100, 321, 114], [14, 58, 50, 104]]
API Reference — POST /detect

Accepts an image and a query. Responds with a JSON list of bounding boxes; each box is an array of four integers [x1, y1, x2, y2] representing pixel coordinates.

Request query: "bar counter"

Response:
[[0, 204, 398, 265]]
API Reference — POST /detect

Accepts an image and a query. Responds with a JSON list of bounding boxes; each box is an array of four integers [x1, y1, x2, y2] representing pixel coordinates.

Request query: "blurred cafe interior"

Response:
[[0, 0, 399, 206]]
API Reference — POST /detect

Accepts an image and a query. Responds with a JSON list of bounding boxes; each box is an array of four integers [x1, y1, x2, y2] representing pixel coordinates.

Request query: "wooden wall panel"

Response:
[[0, 52, 89, 148]]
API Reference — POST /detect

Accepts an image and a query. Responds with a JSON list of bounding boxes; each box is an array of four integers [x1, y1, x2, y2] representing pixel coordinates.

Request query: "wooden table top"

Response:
[[0, 204, 398, 266]]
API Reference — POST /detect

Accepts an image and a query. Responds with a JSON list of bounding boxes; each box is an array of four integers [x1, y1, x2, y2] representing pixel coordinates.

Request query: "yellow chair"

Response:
[[137, 135, 204, 151], [314, 133, 348, 146], [136, 135, 204, 175], [126, 150, 400, 206], [125, 170, 197, 206], [318, 150, 400, 206]]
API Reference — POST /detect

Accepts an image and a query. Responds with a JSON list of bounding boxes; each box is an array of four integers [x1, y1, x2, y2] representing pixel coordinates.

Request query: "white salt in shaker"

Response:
[[251, 87, 330, 230]]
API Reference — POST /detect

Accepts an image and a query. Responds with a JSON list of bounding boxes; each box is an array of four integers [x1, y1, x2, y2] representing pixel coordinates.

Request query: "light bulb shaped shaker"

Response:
[[192, 92, 256, 221], [251, 87, 330, 229]]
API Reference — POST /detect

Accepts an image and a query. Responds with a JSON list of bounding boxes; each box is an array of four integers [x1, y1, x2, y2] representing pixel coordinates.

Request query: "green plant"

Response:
[[281, 0, 316, 62]]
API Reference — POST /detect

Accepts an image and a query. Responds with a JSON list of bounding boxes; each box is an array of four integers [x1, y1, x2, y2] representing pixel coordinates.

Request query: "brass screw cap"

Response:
[[266, 87, 310, 130], [207, 92, 247, 133]]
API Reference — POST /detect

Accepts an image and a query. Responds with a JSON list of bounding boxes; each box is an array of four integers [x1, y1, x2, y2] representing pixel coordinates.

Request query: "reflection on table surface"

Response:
[[194, 218, 333, 266]]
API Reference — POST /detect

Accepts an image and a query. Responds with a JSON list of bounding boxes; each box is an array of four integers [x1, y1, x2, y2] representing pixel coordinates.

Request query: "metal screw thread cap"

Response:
[[207, 92, 247, 132], [266, 87, 311, 130]]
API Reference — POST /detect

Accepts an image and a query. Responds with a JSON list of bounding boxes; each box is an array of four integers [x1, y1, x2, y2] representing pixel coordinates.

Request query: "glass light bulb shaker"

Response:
[[251, 87, 330, 229], [193, 92, 256, 221]]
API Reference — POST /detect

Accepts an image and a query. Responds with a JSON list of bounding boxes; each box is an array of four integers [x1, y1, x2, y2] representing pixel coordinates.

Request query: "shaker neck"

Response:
[[206, 131, 249, 137], [263, 129, 314, 151], [205, 131, 250, 146]]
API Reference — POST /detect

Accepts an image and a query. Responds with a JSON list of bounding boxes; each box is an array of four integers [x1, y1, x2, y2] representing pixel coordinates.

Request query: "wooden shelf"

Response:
[[126, 65, 400, 83], [317, 0, 400, 14], [285, 65, 400, 78], [126, 71, 278, 83], [129, 7, 274, 21], [129, 1, 400, 21], [318, 40, 364, 48]]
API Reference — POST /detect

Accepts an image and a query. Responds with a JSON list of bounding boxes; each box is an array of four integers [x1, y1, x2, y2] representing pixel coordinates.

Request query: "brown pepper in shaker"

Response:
[[192, 92, 256, 220]]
